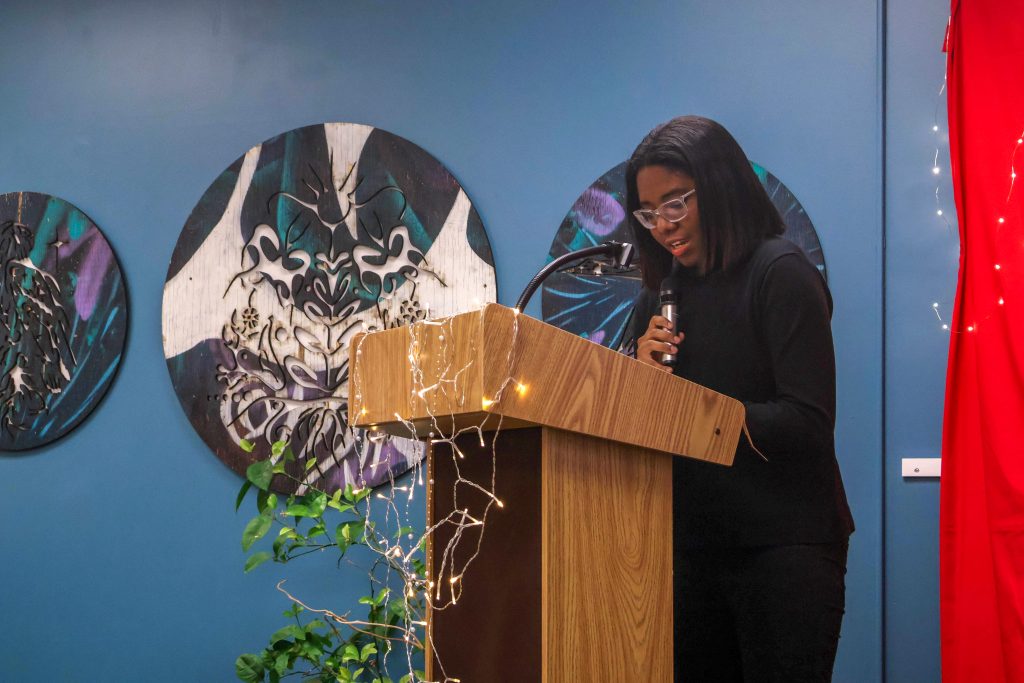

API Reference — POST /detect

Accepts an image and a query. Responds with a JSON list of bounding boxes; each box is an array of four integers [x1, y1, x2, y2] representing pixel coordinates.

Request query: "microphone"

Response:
[[657, 285, 678, 367]]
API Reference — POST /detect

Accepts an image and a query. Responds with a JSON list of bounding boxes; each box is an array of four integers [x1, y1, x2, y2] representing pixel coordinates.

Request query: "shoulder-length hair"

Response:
[[625, 116, 785, 289]]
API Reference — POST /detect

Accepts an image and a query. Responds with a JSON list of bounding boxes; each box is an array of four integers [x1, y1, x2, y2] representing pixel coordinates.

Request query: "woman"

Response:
[[627, 116, 854, 682]]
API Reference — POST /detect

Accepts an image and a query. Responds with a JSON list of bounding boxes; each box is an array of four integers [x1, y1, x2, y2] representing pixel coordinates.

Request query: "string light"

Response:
[[357, 304, 525, 683]]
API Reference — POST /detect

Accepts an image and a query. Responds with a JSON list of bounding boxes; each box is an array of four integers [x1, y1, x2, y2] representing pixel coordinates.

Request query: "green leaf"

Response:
[[270, 624, 306, 644], [239, 439, 256, 453], [348, 522, 366, 543], [359, 643, 377, 661], [306, 492, 328, 517], [247, 460, 274, 491], [335, 524, 351, 554], [235, 653, 264, 682], [282, 445, 296, 462], [271, 440, 287, 457], [236, 480, 253, 511], [341, 643, 360, 663], [257, 490, 278, 515], [284, 504, 312, 518], [283, 603, 303, 618], [328, 500, 355, 514], [244, 551, 272, 573], [307, 523, 326, 540], [273, 653, 290, 675], [242, 514, 273, 551], [304, 457, 318, 472]]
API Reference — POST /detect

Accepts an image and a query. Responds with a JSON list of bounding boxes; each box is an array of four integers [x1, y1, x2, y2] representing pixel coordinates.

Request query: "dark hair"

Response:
[[625, 115, 785, 289]]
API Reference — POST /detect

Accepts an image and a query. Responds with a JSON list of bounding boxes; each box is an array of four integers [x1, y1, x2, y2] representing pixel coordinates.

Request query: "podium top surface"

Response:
[[349, 304, 744, 465]]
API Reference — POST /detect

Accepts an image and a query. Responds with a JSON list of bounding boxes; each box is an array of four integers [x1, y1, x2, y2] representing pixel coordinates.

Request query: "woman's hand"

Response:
[[637, 315, 683, 372]]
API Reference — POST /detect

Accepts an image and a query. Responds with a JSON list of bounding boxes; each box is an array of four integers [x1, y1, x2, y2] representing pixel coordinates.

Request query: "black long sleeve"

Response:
[[633, 237, 853, 548], [742, 252, 836, 460]]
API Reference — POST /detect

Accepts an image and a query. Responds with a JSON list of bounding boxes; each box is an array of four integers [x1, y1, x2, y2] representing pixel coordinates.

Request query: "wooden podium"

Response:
[[349, 304, 744, 682]]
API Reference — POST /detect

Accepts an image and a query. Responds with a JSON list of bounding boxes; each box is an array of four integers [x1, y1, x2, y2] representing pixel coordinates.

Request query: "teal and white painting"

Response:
[[162, 123, 496, 494]]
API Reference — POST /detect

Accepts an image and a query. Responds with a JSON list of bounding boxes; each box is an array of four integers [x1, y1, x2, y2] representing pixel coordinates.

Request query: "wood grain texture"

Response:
[[350, 303, 744, 465], [542, 427, 674, 682]]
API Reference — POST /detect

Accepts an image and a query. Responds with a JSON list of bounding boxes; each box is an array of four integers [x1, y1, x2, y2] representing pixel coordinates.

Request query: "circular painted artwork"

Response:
[[162, 123, 496, 494], [0, 192, 127, 451], [541, 161, 826, 348]]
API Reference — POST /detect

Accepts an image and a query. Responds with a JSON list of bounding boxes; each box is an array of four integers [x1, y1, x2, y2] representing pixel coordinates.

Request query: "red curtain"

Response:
[[942, 1, 1024, 681]]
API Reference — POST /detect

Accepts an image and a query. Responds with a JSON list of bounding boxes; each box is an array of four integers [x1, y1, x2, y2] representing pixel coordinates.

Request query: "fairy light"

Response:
[[356, 304, 525, 683], [289, 295, 510, 681]]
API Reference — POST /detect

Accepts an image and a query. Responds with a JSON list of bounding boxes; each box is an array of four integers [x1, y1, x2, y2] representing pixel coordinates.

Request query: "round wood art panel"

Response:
[[162, 123, 496, 493], [0, 192, 127, 451], [541, 161, 826, 349]]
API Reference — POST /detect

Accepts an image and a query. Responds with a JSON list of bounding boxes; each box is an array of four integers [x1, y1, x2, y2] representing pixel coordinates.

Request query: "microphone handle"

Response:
[[658, 298, 678, 366]]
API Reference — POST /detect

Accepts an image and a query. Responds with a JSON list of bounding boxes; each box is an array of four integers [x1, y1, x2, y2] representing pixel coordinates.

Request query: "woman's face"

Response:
[[636, 165, 705, 274]]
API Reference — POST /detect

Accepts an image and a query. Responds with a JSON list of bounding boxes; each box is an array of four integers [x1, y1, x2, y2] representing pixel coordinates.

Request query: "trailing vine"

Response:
[[235, 440, 426, 683]]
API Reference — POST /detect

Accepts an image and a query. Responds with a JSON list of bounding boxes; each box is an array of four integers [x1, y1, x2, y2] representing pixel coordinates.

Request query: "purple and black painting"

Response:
[[162, 123, 496, 494], [0, 192, 127, 451]]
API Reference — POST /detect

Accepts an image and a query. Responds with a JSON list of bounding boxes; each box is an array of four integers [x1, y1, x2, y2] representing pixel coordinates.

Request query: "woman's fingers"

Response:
[[637, 316, 684, 370]]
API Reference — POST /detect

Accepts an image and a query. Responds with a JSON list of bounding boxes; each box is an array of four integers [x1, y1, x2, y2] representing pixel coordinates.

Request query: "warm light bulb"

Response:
[[967, 326, 975, 332], [995, 264, 1002, 270], [999, 298, 1005, 305], [481, 397, 494, 409], [999, 217, 1006, 224]]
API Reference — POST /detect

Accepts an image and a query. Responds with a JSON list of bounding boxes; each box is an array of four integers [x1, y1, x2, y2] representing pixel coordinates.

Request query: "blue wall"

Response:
[[885, 1, 953, 681], [0, 1, 948, 680]]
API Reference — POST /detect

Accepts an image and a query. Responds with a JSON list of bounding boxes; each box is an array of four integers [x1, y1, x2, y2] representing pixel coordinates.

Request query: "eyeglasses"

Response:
[[632, 189, 696, 230]]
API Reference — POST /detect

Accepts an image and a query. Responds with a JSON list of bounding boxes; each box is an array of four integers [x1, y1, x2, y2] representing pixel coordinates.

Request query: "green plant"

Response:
[[235, 439, 427, 683]]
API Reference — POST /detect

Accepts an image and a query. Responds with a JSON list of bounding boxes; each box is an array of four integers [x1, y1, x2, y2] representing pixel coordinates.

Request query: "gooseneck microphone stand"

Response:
[[514, 241, 635, 312]]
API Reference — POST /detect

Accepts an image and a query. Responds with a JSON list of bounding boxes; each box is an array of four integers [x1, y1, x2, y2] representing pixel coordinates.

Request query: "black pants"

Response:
[[674, 542, 848, 683]]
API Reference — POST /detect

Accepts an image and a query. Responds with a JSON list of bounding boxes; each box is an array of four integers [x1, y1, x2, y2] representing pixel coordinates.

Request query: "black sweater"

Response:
[[632, 237, 854, 548]]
